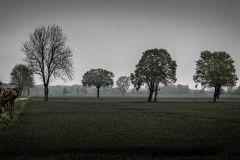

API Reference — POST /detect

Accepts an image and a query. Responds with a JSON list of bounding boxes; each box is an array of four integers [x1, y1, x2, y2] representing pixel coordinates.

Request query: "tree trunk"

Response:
[[154, 85, 159, 102], [213, 92, 217, 103], [44, 84, 49, 101], [97, 87, 100, 98], [122, 88, 125, 96], [213, 85, 221, 103], [148, 88, 154, 102], [217, 88, 221, 99]]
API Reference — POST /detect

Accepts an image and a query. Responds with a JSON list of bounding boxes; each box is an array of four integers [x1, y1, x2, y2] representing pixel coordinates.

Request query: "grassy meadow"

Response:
[[0, 96, 240, 159]]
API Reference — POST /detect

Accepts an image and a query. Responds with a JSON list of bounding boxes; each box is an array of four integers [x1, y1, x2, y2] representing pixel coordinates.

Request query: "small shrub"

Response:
[[0, 113, 11, 129]]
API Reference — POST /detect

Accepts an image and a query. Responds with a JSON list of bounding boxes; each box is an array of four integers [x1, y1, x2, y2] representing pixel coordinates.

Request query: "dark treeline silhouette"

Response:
[[1, 83, 16, 89], [224, 86, 240, 95], [2, 82, 240, 96], [26, 84, 121, 96], [3, 83, 227, 96], [131, 84, 215, 96]]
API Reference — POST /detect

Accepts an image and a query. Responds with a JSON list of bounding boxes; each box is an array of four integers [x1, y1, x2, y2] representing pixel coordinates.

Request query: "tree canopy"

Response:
[[193, 50, 238, 102], [22, 25, 74, 101], [116, 76, 131, 96], [131, 48, 177, 102], [82, 68, 114, 98], [10, 64, 34, 96]]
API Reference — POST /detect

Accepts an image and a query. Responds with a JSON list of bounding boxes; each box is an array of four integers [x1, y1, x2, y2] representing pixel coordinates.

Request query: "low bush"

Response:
[[0, 113, 11, 129], [0, 101, 26, 131]]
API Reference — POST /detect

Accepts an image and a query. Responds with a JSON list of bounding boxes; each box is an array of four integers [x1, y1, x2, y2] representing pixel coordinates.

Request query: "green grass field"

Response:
[[0, 96, 240, 159]]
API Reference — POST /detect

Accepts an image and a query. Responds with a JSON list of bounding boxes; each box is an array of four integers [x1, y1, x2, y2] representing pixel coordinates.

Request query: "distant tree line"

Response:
[[224, 86, 240, 96], [5, 82, 239, 97], [9, 83, 214, 96]]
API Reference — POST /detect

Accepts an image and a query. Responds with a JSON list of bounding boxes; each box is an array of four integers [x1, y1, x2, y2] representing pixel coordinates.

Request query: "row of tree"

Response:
[[7, 24, 239, 102], [5, 81, 240, 97], [23, 84, 208, 96], [8, 65, 131, 97]]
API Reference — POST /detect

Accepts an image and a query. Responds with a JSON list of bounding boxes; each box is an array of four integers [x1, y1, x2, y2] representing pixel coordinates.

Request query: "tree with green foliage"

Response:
[[116, 76, 131, 96], [193, 51, 238, 102], [131, 48, 177, 102], [82, 68, 114, 98], [10, 64, 35, 96], [22, 25, 74, 101]]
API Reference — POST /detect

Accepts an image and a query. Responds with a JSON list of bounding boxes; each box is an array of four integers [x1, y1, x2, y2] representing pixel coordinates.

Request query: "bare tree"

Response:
[[10, 64, 34, 96], [22, 25, 74, 101]]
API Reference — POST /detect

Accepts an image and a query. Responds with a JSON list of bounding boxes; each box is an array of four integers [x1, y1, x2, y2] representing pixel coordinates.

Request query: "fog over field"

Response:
[[0, 0, 240, 89]]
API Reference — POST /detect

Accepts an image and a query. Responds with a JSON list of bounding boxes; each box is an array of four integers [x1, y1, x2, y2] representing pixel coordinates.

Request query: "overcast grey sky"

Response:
[[0, 0, 239, 89]]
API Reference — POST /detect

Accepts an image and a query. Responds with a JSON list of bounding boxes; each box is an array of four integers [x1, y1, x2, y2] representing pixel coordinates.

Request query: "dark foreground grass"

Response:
[[0, 96, 240, 159]]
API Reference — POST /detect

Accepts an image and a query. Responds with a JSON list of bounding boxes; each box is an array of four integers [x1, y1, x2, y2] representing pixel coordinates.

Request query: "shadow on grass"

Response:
[[1, 145, 223, 158]]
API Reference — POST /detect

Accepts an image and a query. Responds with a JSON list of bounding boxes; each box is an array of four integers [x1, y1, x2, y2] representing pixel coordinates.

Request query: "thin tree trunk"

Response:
[[154, 85, 159, 102], [122, 88, 125, 96], [213, 85, 220, 103], [44, 84, 49, 101], [97, 87, 100, 98], [217, 87, 221, 99], [148, 88, 154, 102], [213, 92, 217, 102]]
